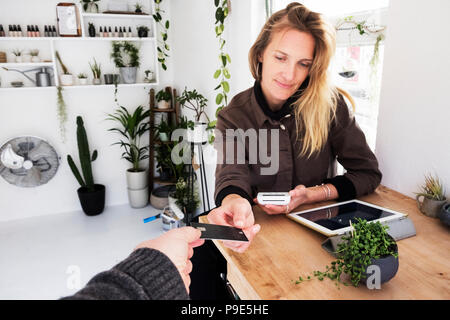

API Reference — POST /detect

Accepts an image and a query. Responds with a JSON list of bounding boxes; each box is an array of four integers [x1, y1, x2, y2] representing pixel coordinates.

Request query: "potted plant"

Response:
[[294, 218, 399, 288], [440, 202, 450, 227], [107, 105, 150, 208], [80, 0, 100, 13], [172, 177, 200, 225], [89, 58, 102, 85], [30, 49, 40, 63], [110, 41, 140, 84], [415, 174, 447, 218], [12, 49, 22, 63], [154, 119, 173, 142], [155, 89, 172, 109], [176, 87, 211, 143], [137, 25, 149, 38], [55, 51, 73, 86], [134, 3, 143, 13], [143, 69, 154, 83], [67, 116, 105, 216], [154, 142, 175, 182], [88, 22, 96, 37], [77, 73, 88, 85]]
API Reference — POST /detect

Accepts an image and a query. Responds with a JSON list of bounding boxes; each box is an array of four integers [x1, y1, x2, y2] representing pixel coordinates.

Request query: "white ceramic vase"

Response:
[[78, 78, 88, 85], [60, 74, 73, 86], [127, 188, 149, 208], [157, 100, 170, 109], [126, 169, 148, 190]]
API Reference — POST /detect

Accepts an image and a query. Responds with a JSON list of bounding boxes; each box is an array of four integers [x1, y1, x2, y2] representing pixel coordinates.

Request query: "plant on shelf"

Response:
[[67, 116, 105, 216], [56, 86, 68, 142], [29, 49, 40, 63], [135, 3, 143, 13], [153, 0, 170, 70], [415, 173, 447, 218], [154, 141, 176, 182], [89, 58, 102, 85], [177, 87, 214, 144], [137, 25, 149, 38], [111, 41, 140, 84], [213, 0, 231, 123], [55, 51, 73, 86], [80, 0, 100, 13], [12, 49, 22, 63], [77, 73, 88, 85], [143, 69, 154, 83], [88, 22, 96, 37], [154, 118, 174, 142], [294, 218, 399, 288], [107, 105, 150, 208], [155, 89, 172, 109]]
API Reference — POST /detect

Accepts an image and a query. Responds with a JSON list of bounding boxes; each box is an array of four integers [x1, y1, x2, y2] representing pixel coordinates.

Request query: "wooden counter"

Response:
[[200, 186, 450, 299]]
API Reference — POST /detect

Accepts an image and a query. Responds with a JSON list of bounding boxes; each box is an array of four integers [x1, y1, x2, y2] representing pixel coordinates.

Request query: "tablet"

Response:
[[287, 200, 406, 237]]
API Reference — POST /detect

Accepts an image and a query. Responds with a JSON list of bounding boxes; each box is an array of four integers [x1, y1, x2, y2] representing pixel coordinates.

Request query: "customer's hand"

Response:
[[207, 195, 261, 253], [135, 227, 205, 293], [254, 185, 309, 215]]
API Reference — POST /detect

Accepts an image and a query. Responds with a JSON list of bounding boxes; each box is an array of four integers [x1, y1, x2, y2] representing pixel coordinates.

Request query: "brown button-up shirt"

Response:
[[213, 85, 382, 205]]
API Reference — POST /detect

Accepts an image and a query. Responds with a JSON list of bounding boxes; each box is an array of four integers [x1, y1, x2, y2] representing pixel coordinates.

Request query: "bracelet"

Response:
[[321, 184, 331, 200]]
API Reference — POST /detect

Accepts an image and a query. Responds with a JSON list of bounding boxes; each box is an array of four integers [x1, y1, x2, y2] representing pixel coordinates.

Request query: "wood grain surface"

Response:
[[200, 186, 450, 299]]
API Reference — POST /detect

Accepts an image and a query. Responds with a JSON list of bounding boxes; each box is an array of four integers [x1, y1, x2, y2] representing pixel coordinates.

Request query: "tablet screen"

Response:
[[294, 201, 396, 231]]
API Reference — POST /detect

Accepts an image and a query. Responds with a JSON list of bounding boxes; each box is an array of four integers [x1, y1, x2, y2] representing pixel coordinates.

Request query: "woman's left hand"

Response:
[[254, 185, 309, 215]]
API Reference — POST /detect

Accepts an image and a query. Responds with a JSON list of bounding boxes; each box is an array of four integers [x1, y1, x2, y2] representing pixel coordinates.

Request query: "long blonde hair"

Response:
[[248, 2, 355, 158]]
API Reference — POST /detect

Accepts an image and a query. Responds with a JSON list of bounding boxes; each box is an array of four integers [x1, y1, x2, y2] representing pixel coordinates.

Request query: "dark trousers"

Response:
[[189, 239, 232, 300]]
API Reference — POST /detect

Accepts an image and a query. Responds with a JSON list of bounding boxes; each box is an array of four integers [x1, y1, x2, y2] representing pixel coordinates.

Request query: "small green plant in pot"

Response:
[[111, 41, 140, 84], [107, 105, 150, 208], [173, 177, 200, 225], [155, 89, 172, 109], [89, 58, 102, 85], [415, 173, 447, 218], [154, 118, 173, 142], [67, 116, 105, 216], [294, 218, 399, 288]]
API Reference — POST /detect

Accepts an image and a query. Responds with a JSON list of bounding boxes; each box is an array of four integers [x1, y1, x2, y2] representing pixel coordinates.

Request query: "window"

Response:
[[271, 1, 390, 152]]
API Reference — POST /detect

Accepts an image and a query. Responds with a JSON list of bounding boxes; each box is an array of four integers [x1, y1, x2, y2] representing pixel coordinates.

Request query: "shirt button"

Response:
[[280, 124, 286, 130]]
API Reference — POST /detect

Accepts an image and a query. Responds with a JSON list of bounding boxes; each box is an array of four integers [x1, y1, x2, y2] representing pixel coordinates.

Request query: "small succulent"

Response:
[[416, 174, 446, 201]]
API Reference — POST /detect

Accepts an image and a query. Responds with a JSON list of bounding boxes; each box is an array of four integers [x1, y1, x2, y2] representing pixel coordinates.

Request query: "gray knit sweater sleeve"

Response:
[[61, 248, 189, 300]]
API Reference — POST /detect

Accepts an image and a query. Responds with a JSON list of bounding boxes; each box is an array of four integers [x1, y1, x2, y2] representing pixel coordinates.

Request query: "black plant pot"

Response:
[[361, 240, 399, 286], [440, 203, 450, 227], [137, 29, 148, 38], [77, 184, 105, 216]]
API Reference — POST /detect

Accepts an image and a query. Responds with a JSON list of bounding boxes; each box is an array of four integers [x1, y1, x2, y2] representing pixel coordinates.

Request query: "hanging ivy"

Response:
[[153, 0, 170, 71], [212, 0, 231, 122], [56, 86, 68, 143]]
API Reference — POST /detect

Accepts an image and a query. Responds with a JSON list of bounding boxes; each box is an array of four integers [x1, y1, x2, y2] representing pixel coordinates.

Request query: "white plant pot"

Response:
[[15, 56, 23, 63], [159, 132, 169, 141], [92, 78, 101, 85], [21, 54, 31, 63], [78, 78, 88, 85], [157, 100, 170, 109], [127, 188, 149, 208], [60, 74, 73, 86], [126, 169, 148, 190], [187, 122, 207, 143], [31, 56, 41, 63]]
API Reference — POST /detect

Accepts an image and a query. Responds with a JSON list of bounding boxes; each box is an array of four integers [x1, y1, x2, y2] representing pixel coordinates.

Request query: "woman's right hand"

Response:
[[207, 195, 261, 253]]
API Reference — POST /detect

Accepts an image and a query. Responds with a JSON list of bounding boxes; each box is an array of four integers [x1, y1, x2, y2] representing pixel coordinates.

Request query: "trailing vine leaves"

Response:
[[153, 0, 170, 71], [110, 41, 140, 68], [213, 0, 230, 123], [57, 86, 68, 143]]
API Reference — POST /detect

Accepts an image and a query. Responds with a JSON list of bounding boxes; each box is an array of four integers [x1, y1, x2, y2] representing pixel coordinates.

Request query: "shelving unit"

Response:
[[0, 1, 159, 90], [148, 87, 181, 193]]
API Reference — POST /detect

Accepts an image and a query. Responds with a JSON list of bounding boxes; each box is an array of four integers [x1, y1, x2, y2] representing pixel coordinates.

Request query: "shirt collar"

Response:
[[252, 77, 309, 127]]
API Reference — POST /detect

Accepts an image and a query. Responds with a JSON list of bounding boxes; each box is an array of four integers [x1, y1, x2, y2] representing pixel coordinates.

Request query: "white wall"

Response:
[[0, 0, 174, 222], [375, 0, 450, 198]]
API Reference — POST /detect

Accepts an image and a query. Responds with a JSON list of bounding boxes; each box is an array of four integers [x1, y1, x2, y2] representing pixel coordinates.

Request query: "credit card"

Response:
[[190, 222, 249, 242]]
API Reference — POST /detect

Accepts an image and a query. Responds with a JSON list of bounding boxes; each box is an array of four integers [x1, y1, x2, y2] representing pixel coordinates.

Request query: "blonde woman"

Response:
[[190, 2, 381, 299]]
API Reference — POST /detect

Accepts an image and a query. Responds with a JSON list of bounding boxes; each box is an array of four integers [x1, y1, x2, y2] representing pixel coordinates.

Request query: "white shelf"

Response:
[[82, 13, 152, 19], [0, 62, 54, 67], [0, 36, 153, 42], [0, 82, 158, 91]]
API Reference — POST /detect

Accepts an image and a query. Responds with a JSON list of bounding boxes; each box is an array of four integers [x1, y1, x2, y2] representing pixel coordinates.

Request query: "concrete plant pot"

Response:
[[119, 67, 137, 84]]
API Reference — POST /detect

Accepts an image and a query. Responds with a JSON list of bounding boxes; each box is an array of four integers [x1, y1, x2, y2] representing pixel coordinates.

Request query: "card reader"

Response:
[[257, 192, 291, 205]]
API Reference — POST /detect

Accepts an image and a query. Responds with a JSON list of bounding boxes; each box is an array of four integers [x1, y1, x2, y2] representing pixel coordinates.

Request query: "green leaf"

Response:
[[223, 68, 230, 79], [214, 0, 220, 7], [221, 54, 227, 67], [165, 20, 170, 29], [213, 69, 221, 79], [221, 81, 230, 93], [226, 53, 231, 63], [216, 93, 223, 105]]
